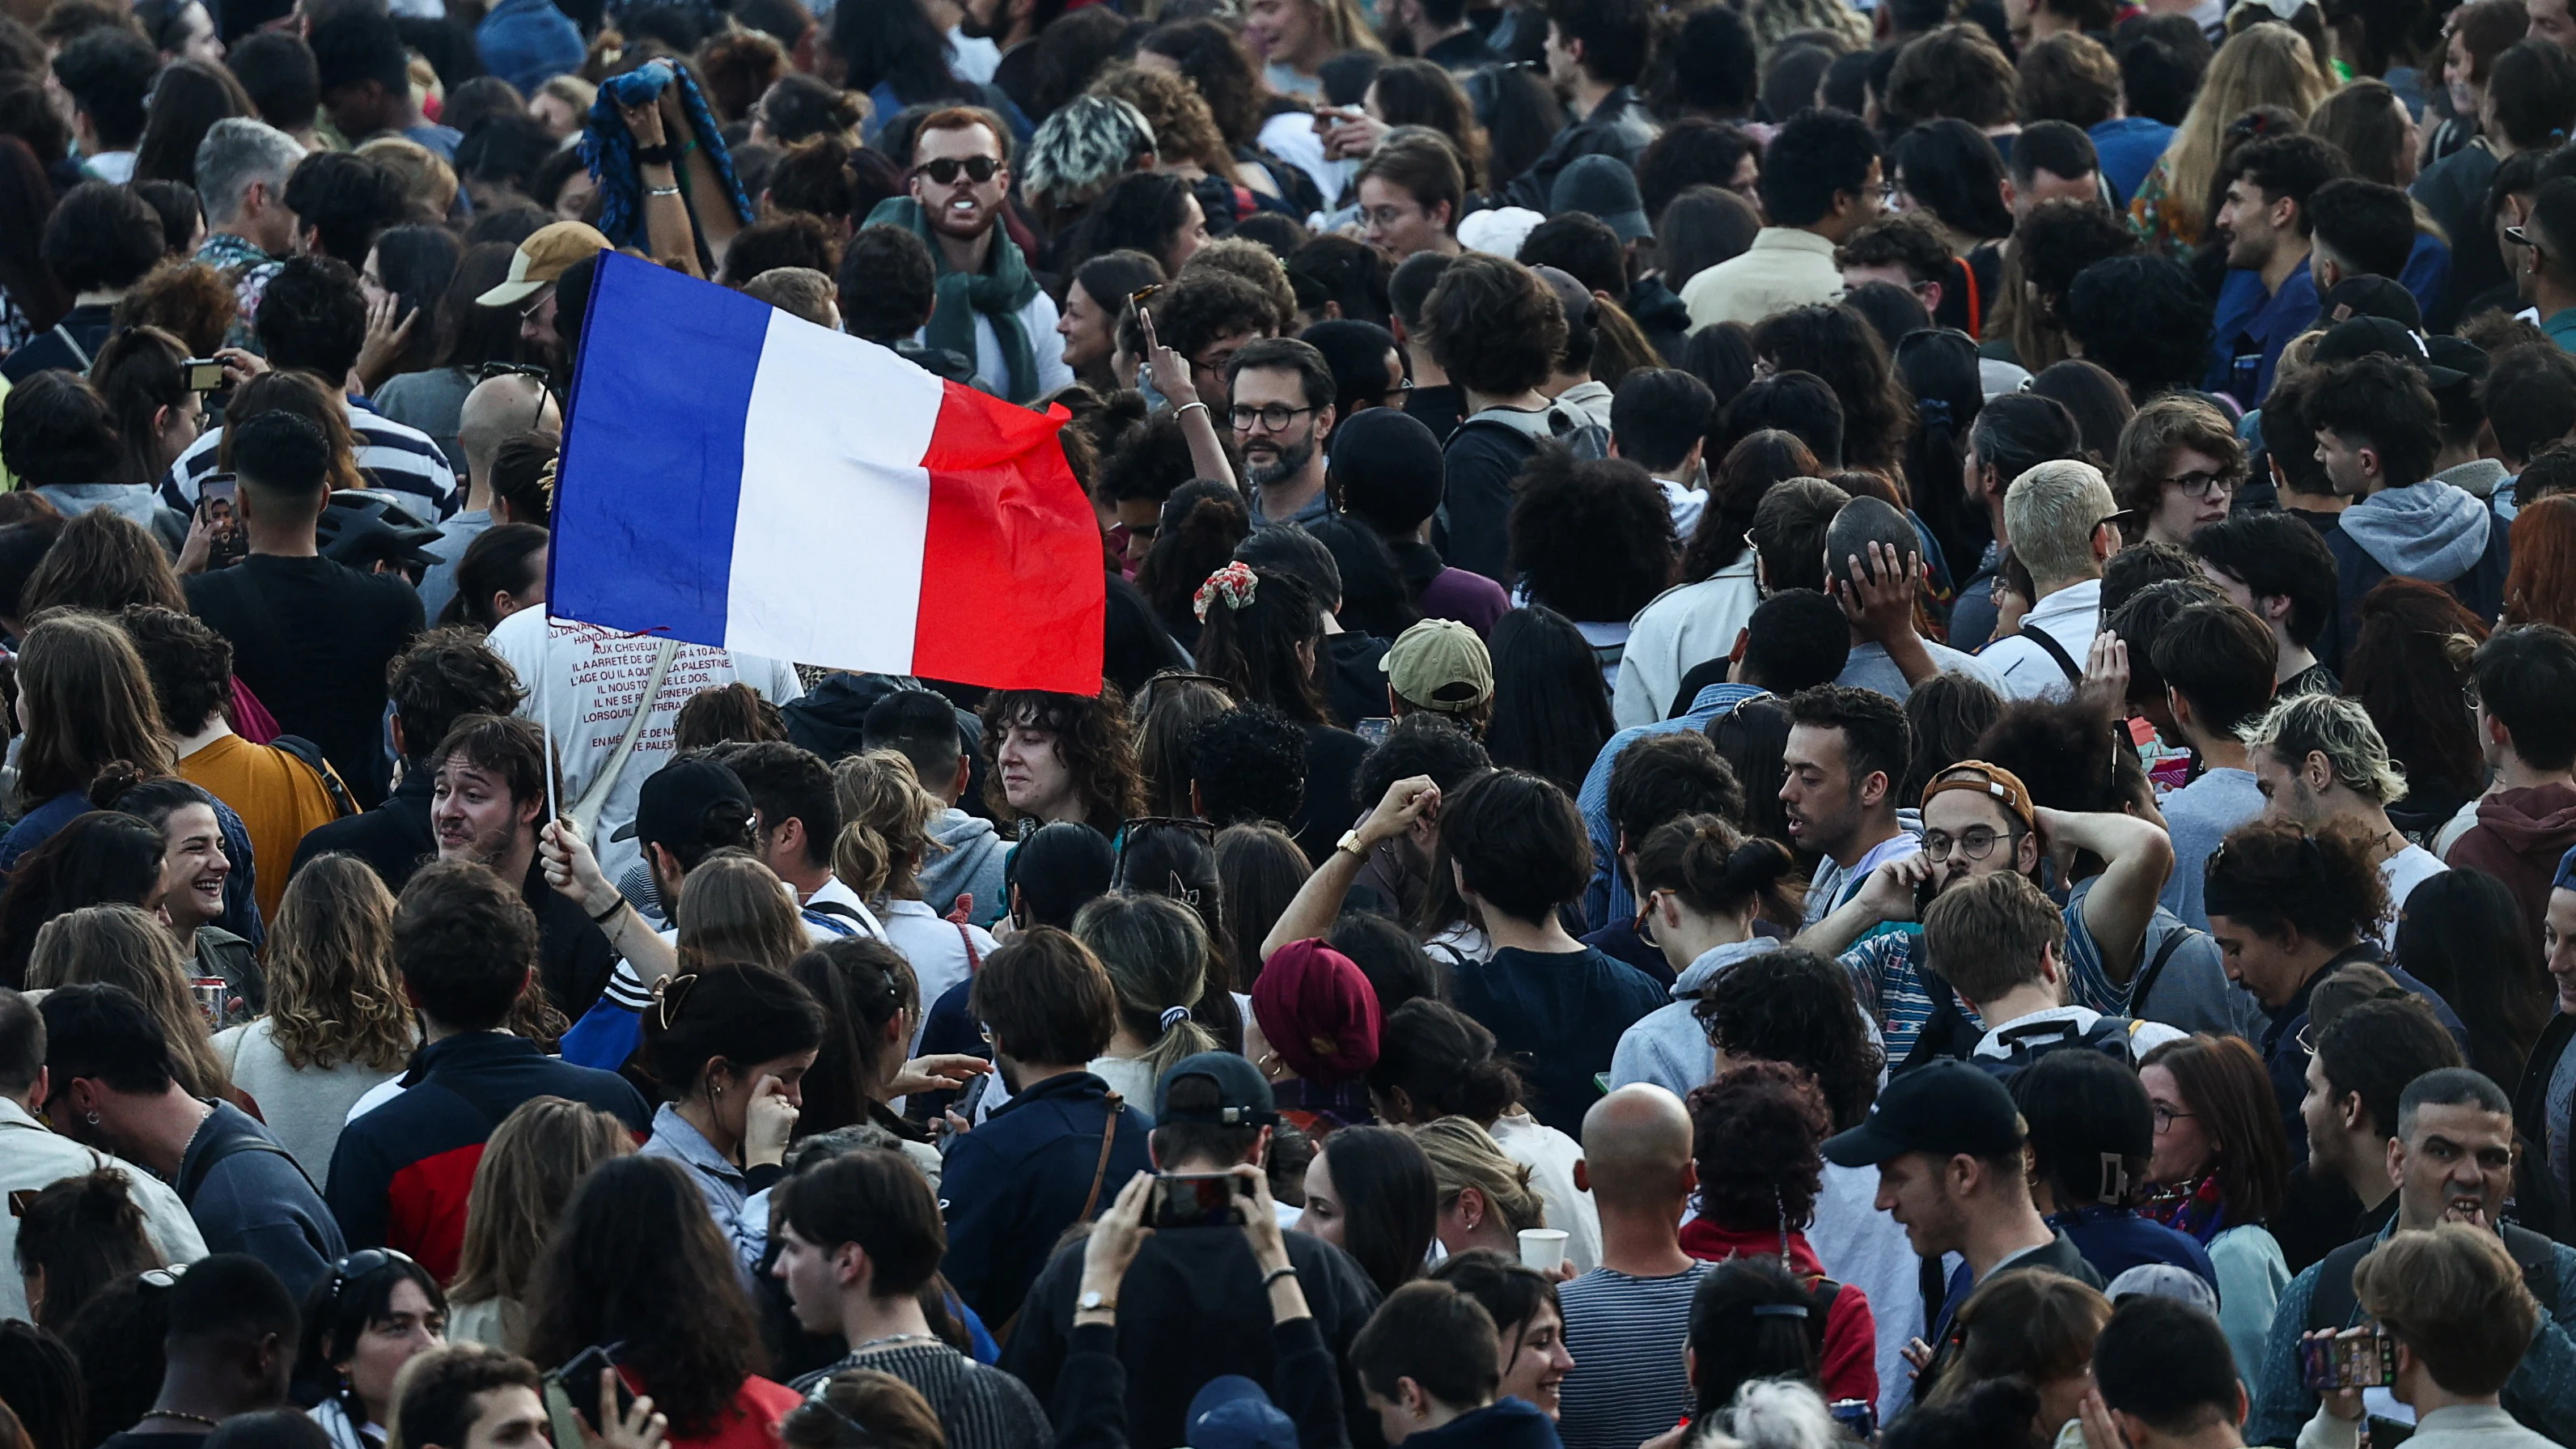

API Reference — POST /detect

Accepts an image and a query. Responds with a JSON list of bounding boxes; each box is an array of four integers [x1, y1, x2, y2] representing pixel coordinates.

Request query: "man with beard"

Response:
[[430, 714, 616, 1021], [862, 108, 1071, 404], [2250, 1068, 2576, 1445], [2205, 133, 2346, 409], [1796, 758, 2174, 1066], [1227, 337, 1339, 531]]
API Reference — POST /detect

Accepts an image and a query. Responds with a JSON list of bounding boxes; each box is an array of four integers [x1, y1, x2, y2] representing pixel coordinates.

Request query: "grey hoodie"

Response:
[[921, 807, 1008, 929], [2434, 457, 2510, 500], [1607, 936, 1784, 1099], [36, 484, 189, 557], [2337, 479, 2491, 583]]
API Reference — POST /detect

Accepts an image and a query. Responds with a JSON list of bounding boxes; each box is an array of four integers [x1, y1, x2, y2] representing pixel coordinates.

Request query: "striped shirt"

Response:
[[162, 396, 459, 521], [1556, 1260, 1714, 1449], [790, 1341, 1049, 1449], [1843, 891, 2126, 1061]]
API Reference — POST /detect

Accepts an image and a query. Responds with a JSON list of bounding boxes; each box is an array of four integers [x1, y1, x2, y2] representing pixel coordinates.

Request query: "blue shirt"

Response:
[[2400, 231, 2452, 319], [2089, 117, 2175, 207], [2208, 254, 2318, 409], [1578, 683, 1767, 931], [2546, 307, 2576, 352]]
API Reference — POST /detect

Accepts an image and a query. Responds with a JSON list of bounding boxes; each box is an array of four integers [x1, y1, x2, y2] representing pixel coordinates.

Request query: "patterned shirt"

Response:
[[789, 1341, 1049, 1449]]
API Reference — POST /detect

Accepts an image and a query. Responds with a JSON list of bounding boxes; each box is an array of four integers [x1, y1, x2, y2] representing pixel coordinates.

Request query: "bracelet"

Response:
[[646, 184, 681, 197], [1261, 1265, 1299, 1288], [587, 896, 625, 925], [1174, 400, 1209, 419]]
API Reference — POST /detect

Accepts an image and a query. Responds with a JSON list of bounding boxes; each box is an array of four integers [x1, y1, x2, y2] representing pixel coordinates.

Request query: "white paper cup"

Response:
[[1518, 1227, 1570, 1273]]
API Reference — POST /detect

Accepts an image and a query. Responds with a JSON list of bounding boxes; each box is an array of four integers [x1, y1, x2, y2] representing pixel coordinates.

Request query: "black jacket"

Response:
[[1047, 1317, 1351, 1449], [524, 854, 618, 1022], [1499, 87, 1658, 212], [290, 765, 435, 888], [2515, 1012, 2576, 1244], [1005, 1221, 1383, 1449]]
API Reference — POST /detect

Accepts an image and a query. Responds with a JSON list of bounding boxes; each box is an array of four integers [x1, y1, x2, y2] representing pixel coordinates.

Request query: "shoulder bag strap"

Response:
[[1077, 1091, 1124, 1223], [51, 323, 93, 372], [955, 922, 981, 972], [2021, 623, 2086, 683], [2129, 927, 2192, 1014], [566, 638, 682, 837]]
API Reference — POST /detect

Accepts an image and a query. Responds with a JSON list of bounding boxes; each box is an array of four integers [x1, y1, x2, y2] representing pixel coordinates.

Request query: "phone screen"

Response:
[[1150, 1172, 1251, 1229], [184, 358, 224, 392], [200, 476, 246, 567]]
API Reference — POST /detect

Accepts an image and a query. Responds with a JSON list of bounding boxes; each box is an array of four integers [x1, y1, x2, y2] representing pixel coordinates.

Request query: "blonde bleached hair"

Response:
[[2151, 23, 2332, 241], [2001, 458, 2117, 584], [1413, 1115, 1545, 1234], [2243, 691, 2410, 803]]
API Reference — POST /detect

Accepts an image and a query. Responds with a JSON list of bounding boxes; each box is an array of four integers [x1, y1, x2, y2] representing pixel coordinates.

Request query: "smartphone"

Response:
[[183, 357, 224, 392], [198, 476, 246, 568], [1355, 717, 1392, 746], [2298, 1330, 2396, 1391], [553, 1343, 635, 1432], [1913, 869, 1938, 920], [1150, 1171, 1253, 1229]]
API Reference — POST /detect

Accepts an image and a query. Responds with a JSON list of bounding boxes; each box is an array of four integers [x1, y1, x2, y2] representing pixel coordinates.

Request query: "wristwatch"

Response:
[[1077, 1290, 1115, 1313], [1334, 828, 1368, 862]]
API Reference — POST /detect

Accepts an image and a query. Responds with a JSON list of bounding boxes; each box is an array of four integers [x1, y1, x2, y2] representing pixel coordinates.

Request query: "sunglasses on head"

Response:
[[917, 155, 998, 185]]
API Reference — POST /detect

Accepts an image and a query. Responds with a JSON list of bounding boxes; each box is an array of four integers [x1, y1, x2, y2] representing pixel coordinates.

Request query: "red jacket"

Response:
[[1677, 1218, 1879, 1409], [2447, 783, 2576, 958]]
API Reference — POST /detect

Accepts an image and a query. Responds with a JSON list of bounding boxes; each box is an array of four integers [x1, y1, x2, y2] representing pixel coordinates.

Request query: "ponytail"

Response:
[[1073, 892, 1221, 1081], [1633, 813, 1807, 926]]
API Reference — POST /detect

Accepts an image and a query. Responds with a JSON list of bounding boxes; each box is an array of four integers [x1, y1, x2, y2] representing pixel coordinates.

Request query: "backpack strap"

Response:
[[2019, 624, 2086, 684], [269, 735, 359, 820], [2129, 926, 2192, 1015], [2307, 1235, 2378, 1333], [176, 1129, 314, 1206], [2503, 1223, 2561, 1316]]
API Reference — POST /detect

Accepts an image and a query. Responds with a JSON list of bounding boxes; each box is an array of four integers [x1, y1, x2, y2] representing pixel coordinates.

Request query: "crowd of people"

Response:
[[8, 0, 2576, 1443]]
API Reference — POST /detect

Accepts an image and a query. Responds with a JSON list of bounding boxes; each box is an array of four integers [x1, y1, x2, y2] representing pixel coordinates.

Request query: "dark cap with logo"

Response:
[[612, 756, 756, 849], [1155, 1051, 1278, 1126], [1820, 1058, 2026, 1167]]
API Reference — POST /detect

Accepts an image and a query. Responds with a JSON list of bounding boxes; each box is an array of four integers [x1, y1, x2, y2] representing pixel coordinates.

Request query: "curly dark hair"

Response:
[[1748, 305, 1913, 471], [718, 211, 843, 287], [1886, 24, 2019, 129], [1187, 701, 1307, 828], [115, 605, 230, 738], [1149, 267, 1277, 366], [2015, 198, 2137, 335], [978, 685, 1143, 829], [1973, 697, 2122, 816], [1138, 19, 1264, 147], [524, 1155, 765, 1438], [1420, 254, 1564, 399], [1688, 1060, 1832, 1229], [1136, 482, 1250, 642], [1693, 946, 1883, 1131], [2204, 816, 2392, 947], [1506, 448, 1674, 626], [2064, 255, 2214, 403]]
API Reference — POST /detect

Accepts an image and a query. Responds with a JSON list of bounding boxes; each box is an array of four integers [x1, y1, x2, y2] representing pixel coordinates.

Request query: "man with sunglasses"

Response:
[[39, 982, 345, 1298], [860, 108, 1070, 405], [1798, 758, 2177, 1066], [420, 372, 557, 624]]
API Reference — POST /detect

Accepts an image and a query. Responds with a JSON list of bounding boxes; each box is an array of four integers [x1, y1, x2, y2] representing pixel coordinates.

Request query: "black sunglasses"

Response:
[[916, 155, 998, 185]]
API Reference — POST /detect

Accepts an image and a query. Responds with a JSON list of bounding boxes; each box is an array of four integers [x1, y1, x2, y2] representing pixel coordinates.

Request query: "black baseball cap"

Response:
[[611, 756, 755, 848], [2313, 315, 2465, 388], [1155, 1051, 1278, 1127], [2312, 274, 2421, 333], [1820, 1059, 2025, 1167]]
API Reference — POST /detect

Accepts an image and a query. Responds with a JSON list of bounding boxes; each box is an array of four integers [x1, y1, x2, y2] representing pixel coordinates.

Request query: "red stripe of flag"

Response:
[[913, 382, 1105, 695]]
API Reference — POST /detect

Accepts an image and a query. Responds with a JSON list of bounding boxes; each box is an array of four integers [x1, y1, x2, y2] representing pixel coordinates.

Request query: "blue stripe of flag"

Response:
[[551, 252, 767, 649]]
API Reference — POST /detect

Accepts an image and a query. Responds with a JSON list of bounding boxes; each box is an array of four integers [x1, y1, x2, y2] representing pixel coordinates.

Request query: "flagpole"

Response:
[[539, 612, 559, 826]]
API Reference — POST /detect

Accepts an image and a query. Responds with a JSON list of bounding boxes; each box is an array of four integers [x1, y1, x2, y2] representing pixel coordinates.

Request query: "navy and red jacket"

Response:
[[324, 1032, 649, 1282]]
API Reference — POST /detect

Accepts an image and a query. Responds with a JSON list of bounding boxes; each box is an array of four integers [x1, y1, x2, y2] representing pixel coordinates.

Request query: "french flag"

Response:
[[549, 252, 1104, 693]]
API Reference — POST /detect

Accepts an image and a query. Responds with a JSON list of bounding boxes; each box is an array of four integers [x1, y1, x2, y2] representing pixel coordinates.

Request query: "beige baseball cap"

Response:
[[477, 221, 613, 307], [1381, 618, 1493, 711]]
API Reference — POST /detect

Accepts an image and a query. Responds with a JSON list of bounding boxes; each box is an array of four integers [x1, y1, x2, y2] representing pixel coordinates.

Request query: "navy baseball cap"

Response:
[[1155, 1051, 1277, 1127], [1821, 1059, 2025, 1167], [1188, 1377, 1296, 1449]]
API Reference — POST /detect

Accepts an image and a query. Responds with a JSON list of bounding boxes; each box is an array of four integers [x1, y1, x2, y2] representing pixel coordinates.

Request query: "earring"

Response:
[[84, 1111, 100, 1126]]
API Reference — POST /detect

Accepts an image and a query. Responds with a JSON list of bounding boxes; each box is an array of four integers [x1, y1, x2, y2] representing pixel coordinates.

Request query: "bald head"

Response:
[[457, 375, 559, 490], [1580, 1083, 1694, 1209]]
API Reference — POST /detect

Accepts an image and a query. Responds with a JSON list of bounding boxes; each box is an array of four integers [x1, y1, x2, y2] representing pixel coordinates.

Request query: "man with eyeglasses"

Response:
[[2512, 175, 2576, 351], [860, 107, 1071, 405], [2112, 396, 2243, 549], [0, 985, 207, 1323], [38, 982, 345, 1298], [1798, 758, 2176, 1066], [1225, 337, 1340, 532]]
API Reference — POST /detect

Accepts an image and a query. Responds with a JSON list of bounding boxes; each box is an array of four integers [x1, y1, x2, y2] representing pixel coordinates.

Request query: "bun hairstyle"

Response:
[[1366, 998, 1525, 1125], [1137, 481, 1252, 641], [831, 750, 943, 901], [790, 937, 921, 1134], [1631, 812, 1804, 926], [16, 1169, 156, 1332]]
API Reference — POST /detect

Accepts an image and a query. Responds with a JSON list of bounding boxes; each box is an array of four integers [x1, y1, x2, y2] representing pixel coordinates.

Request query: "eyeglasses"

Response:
[[140, 1265, 190, 1289], [517, 286, 554, 323], [1378, 377, 1417, 407], [916, 155, 998, 185], [1229, 403, 1317, 433], [2150, 1104, 2196, 1133], [1920, 826, 2021, 862], [2464, 680, 2484, 712], [2163, 470, 2238, 500], [1633, 888, 1668, 947], [1360, 203, 1427, 230], [2507, 224, 2538, 249], [1128, 283, 1163, 311]]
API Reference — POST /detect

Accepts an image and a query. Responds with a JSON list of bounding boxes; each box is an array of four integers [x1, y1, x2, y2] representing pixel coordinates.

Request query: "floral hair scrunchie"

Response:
[[1193, 561, 1259, 621]]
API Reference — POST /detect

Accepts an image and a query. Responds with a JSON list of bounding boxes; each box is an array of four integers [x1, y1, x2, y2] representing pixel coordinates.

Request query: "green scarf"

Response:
[[865, 195, 1042, 403]]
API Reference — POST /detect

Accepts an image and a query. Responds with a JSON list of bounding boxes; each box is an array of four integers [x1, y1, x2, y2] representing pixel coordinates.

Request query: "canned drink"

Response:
[[189, 977, 227, 1027]]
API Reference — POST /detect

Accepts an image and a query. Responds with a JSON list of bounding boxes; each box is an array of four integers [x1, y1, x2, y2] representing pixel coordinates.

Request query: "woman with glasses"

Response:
[[2138, 1033, 2291, 1378], [636, 964, 827, 1277], [293, 1249, 447, 1449], [2109, 395, 2243, 548]]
